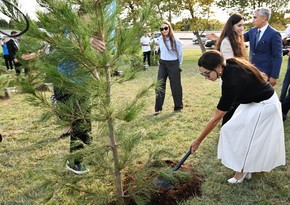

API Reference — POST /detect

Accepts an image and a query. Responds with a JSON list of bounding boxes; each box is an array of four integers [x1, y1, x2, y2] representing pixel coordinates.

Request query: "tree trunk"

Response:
[[193, 31, 206, 53], [105, 66, 125, 205]]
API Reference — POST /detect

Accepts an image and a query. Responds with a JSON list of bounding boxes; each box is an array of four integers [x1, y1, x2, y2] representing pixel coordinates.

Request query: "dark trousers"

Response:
[[15, 62, 23, 76], [282, 88, 290, 117], [155, 59, 183, 112], [4, 55, 13, 70], [143, 51, 151, 66], [280, 57, 290, 102], [54, 87, 91, 161]]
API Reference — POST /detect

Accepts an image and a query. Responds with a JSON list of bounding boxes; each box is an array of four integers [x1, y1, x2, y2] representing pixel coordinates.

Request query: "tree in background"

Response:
[[121, 0, 216, 53], [0, 0, 20, 22], [181, 0, 215, 53], [216, 0, 290, 30], [0, 19, 9, 28]]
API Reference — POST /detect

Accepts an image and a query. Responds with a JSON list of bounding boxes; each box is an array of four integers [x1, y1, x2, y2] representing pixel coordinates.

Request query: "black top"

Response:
[[217, 60, 274, 111], [6, 39, 18, 57]]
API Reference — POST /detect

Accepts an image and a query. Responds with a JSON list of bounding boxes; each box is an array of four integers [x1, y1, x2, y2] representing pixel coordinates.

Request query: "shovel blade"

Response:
[[153, 177, 175, 189]]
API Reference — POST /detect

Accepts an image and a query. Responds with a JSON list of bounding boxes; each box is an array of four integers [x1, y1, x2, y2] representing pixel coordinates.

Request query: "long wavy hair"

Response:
[[215, 13, 248, 59], [161, 20, 177, 53], [198, 50, 266, 84]]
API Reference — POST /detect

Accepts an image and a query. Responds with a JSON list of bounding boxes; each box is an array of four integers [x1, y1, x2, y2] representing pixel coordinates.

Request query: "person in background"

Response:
[[154, 20, 183, 115], [215, 13, 248, 60], [6, 31, 20, 73], [1, 37, 13, 71], [214, 13, 248, 125], [191, 50, 285, 184], [21, 8, 106, 174], [150, 32, 159, 55], [140, 32, 151, 68], [57, 35, 105, 174], [149, 32, 160, 66], [280, 25, 290, 121], [279, 24, 290, 103], [244, 7, 282, 86], [207, 8, 282, 87], [56, 8, 106, 174]]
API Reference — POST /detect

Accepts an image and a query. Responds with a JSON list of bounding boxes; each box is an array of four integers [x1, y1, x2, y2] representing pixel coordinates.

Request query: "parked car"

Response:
[[204, 40, 216, 49], [153, 32, 161, 39], [192, 34, 207, 44]]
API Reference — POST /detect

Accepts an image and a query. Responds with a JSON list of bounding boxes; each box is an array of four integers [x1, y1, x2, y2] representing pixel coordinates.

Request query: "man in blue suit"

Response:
[[244, 7, 282, 86]]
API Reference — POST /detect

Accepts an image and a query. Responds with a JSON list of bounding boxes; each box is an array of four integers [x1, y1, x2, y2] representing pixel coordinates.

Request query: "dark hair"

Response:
[[198, 50, 225, 70], [11, 31, 17, 35], [198, 50, 267, 84], [215, 13, 247, 59]]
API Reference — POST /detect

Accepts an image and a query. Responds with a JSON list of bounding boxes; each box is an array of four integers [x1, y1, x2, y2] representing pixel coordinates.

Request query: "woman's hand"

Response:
[[22, 53, 38, 60], [206, 33, 219, 41], [190, 109, 225, 154], [268, 77, 277, 86], [90, 37, 105, 53], [191, 139, 201, 154]]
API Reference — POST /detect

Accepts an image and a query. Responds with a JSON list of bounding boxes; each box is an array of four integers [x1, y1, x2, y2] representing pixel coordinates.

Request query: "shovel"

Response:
[[153, 149, 191, 189]]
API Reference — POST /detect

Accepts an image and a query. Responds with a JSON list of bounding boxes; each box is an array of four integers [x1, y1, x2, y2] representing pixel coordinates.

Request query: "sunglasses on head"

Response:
[[160, 26, 169, 32]]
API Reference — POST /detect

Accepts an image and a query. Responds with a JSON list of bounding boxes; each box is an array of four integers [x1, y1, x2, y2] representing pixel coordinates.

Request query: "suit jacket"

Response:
[[244, 26, 282, 79]]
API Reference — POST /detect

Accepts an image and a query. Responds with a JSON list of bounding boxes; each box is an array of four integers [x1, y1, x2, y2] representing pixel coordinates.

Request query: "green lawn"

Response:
[[0, 49, 289, 204]]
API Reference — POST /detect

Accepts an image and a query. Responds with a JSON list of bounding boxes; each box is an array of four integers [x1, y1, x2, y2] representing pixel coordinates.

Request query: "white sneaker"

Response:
[[66, 160, 88, 175]]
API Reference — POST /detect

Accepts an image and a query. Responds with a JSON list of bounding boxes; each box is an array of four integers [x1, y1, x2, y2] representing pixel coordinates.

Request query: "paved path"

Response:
[[182, 39, 200, 50]]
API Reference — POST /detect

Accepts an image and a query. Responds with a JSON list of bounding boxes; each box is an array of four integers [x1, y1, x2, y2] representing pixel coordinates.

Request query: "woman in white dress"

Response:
[[191, 50, 285, 184]]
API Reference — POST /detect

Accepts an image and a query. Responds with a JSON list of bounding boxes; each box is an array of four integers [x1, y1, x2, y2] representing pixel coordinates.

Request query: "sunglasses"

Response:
[[160, 26, 169, 32], [200, 71, 211, 78]]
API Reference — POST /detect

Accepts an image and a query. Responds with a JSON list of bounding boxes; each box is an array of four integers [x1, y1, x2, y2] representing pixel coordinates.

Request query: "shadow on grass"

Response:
[[2, 136, 64, 157]]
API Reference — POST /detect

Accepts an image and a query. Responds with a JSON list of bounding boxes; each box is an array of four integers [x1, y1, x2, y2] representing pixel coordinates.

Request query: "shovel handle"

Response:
[[172, 149, 191, 171]]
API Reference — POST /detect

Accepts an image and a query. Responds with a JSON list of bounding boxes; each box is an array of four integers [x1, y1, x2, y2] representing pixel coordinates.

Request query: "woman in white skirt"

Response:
[[191, 50, 285, 184]]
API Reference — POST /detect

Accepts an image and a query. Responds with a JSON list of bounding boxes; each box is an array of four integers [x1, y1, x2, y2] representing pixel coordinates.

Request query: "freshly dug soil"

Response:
[[123, 160, 202, 205]]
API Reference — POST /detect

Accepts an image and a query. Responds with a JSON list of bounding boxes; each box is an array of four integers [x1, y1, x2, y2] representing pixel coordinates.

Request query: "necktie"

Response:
[[255, 30, 261, 48]]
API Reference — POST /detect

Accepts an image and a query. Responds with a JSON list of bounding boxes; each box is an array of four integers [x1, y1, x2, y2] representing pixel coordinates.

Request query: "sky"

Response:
[[0, 0, 39, 21], [18, 0, 39, 20], [172, 5, 228, 23]]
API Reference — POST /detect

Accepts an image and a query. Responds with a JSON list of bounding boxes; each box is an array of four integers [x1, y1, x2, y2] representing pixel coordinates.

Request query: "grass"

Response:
[[0, 49, 289, 204]]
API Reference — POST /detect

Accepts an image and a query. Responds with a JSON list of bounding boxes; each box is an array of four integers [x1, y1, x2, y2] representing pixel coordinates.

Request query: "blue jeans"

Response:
[[280, 57, 290, 102]]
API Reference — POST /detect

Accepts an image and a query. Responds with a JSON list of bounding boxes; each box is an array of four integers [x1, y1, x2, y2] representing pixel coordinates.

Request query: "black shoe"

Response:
[[0, 134, 2, 142], [66, 160, 88, 174], [174, 107, 183, 112]]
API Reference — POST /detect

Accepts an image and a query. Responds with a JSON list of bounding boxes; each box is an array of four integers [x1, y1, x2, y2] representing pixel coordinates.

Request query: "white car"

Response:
[[192, 34, 207, 44]]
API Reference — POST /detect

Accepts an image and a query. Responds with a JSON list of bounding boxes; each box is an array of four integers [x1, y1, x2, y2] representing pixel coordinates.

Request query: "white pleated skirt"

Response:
[[218, 93, 286, 172]]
